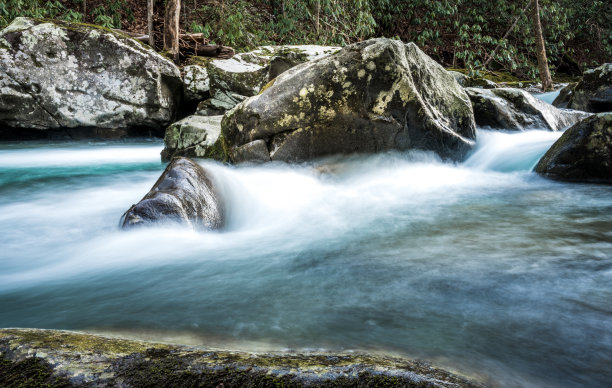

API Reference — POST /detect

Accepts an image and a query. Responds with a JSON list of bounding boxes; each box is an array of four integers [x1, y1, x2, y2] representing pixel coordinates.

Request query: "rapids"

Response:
[[0, 130, 610, 387]]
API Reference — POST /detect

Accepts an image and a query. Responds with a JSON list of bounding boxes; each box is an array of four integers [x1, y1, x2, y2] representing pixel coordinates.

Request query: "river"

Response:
[[0, 129, 610, 387]]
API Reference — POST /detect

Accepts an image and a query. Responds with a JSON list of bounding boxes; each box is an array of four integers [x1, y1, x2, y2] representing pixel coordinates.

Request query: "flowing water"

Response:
[[0, 130, 610, 387]]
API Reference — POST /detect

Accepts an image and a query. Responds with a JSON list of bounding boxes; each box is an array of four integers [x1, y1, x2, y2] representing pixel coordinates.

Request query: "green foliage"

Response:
[[0, 0, 83, 27], [92, 0, 134, 29], [0, 0, 608, 77]]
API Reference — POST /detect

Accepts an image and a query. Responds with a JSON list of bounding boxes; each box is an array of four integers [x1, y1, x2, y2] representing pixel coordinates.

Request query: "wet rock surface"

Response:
[[535, 113, 612, 183], [466, 87, 590, 131], [0, 328, 483, 387], [120, 157, 224, 229], [0, 18, 182, 139], [220, 38, 476, 163]]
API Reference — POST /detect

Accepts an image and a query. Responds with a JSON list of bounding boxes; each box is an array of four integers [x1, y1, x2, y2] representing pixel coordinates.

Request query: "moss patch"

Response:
[[0, 356, 73, 388]]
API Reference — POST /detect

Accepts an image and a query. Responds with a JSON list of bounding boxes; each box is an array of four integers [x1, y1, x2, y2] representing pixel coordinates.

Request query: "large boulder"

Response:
[[120, 157, 224, 229], [161, 115, 225, 161], [551, 83, 576, 109], [466, 87, 590, 131], [219, 38, 476, 163], [535, 113, 612, 183], [0, 18, 181, 138], [561, 63, 612, 113], [200, 45, 340, 115]]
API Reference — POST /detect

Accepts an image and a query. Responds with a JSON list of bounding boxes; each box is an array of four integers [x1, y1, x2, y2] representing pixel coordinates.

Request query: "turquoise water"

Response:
[[0, 131, 610, 387]]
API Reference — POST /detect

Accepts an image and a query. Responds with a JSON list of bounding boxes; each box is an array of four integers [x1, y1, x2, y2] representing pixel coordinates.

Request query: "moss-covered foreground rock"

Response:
[[0, 328, 483, 387], [0, 17, 181, 139], [221, 38, 476, 163], [535, 113, 612, 183]]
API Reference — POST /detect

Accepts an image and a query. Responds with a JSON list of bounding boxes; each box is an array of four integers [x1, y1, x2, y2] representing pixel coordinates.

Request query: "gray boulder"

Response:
[[202, 45, 340, 115], [535, 113, 612, 183], [182, 65, 210, 103], [562, 63, 611, 112], [120, 157, 224, 229], [0, 18, 182, 138], [466, 87, 590, 131], [220, 38, 476, 163], [161, 115, 225, 162]]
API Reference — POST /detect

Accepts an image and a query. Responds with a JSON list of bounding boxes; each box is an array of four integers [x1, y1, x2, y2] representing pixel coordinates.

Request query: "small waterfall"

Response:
[[463, 129, 562, 172]]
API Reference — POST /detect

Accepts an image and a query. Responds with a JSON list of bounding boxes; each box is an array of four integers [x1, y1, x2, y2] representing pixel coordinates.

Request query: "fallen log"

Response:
[[112, 29, 235, 59]]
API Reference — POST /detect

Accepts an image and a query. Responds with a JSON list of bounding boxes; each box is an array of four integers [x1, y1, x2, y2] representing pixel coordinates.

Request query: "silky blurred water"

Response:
[[0, 131, 610, 387]]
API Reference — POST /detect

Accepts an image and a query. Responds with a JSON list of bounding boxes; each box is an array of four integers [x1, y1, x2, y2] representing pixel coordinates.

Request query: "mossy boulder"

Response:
[[203, 45, 340, 115], [466, 87, 591, 131], [563, 63, 612, 112], [0, 328, 482, 387], [535, 113, 612, 183], [120, 157, 224, 229], [161, 115, 226, 162], [220, 38, 476, 163], [0, 18, 182, 138]]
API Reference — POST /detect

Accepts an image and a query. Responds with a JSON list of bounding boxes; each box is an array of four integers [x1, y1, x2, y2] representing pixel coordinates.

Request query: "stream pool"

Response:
[[0, 130, 610, 387]]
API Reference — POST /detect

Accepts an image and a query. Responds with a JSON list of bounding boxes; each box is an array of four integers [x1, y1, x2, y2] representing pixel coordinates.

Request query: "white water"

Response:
[[0, 131, 610, 387]]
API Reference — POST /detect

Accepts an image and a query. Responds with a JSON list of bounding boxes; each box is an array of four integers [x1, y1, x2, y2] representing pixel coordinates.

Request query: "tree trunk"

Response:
[[83, 0, 86, 20], [147, 0, 155, 49], [164, 0, 181, 63], [313, 0, 320, 33], [531, 0, 553, 91]]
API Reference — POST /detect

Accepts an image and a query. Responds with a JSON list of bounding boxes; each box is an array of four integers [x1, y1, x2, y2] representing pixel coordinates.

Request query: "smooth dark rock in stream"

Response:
[[0, 17, 181, 138], [219, 38, 476, 163], [466, 87, 590, 131], [535, 113, 612, 183], [561, 63, 612, 113], [120, 157, 223, 229], [0, 328, 483, 387], [552, 83, 576, 109]]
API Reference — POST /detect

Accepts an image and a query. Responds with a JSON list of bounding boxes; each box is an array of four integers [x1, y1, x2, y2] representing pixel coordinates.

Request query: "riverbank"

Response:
[[0, 328, 483, 387]]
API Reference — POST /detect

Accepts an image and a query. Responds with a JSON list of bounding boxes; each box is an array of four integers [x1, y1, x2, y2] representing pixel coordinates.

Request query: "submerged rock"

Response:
[[0, 18, 182, 139], [535, 113, 612, 183], [0, 328, 483, 387], [120, 157, 223, 229], [466, 87, 590, 131], [161, 115, 225, 162], [220, 38, 476, 163], [563, 63, 612, 113], [203, 45, 340, 115]]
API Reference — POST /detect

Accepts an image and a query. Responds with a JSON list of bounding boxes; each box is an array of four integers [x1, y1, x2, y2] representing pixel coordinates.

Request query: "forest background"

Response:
[[1, 0, 610, 79]]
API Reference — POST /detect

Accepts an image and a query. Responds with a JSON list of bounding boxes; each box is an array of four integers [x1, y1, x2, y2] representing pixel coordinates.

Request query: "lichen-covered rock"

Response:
[[0, 328, 482, 387], [219, 38, 476, 163], [182, 65, 210, 103], [203, 45, 340, 115], [161, 115, 226, 161], [0, 18, 181, 138], [120, 157, 224, 229], [535, 113, 612, 183], [565, 63, 612, 112], [466, 87, 591, 131]]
